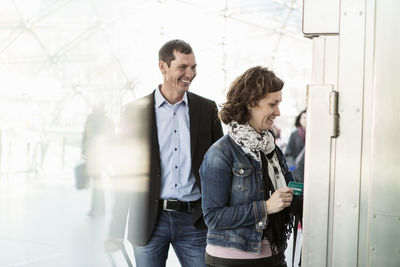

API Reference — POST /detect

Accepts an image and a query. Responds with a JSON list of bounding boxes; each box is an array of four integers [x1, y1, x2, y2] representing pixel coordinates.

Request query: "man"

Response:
[[81, 102, 114, 217], [106, 39, 223, 267]]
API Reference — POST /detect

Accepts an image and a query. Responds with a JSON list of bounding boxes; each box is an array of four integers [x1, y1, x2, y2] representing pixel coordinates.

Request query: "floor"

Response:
[[0, 173, 301, 267]]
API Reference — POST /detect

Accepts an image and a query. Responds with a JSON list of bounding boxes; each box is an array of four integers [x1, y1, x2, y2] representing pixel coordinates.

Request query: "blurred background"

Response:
[[0, 0, 310, 266]]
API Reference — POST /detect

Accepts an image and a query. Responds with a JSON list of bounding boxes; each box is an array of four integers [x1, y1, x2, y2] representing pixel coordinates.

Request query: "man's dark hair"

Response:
[[219, 66, 284, 125], [158, 39, 193, 67]]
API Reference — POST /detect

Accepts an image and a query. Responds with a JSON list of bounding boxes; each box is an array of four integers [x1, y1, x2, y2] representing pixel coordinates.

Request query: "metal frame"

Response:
[[303, 0, 400, 266]]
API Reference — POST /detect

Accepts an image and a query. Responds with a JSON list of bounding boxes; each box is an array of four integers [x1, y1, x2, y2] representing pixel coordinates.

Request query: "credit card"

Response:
[[288, 181, 304, 196]]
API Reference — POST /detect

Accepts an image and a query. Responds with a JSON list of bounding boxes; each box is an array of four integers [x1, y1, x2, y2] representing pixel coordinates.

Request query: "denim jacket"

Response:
[[200, 134, 296, 254]]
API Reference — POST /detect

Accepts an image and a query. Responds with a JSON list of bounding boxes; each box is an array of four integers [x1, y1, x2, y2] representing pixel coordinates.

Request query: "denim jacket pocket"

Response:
[[232, 163, 253, 192]]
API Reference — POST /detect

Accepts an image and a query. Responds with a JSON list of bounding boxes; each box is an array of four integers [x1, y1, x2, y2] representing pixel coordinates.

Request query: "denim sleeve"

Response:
[[200, 145, 268, 230]]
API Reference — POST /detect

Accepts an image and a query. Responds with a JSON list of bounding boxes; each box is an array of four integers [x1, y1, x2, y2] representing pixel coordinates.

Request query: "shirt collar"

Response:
[[155, 86, 188, 109]]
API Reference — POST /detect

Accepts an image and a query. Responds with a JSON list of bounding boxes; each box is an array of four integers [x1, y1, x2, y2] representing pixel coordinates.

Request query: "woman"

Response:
[[200, 66, 298, 267], [284, 110, 306, 183]]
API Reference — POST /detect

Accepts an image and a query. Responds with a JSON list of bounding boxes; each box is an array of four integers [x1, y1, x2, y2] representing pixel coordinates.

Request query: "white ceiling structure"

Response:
[[0, 0, 311, 175]]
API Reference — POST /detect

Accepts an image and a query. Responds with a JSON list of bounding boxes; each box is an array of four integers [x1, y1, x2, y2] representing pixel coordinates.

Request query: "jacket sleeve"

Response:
[[107, 107, 132, 240], [108, 189, 131, 239], [107, 101, 146, 240], [211, 102, 224, 142]]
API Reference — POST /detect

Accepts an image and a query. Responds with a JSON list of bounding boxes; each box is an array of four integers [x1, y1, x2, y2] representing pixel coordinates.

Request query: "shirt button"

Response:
[[175, 166, 178, 169], [174, 130, 177, 133], [174, 148, 177, 151], [258, 222, 263, 227], [239, 169, 244, 174]]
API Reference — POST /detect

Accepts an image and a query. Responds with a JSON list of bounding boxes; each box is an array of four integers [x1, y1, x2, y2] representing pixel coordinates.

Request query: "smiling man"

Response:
[[159, 46, 197, 103], [107, 39, 223, 267]]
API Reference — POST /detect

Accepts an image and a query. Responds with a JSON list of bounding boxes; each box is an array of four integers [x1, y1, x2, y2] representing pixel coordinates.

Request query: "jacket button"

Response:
[[258, 222, 263, 227], [239, 169, 244, 174]]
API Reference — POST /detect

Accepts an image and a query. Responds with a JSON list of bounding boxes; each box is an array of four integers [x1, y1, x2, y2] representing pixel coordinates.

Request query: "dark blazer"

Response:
[[109, 90, 223, 246]]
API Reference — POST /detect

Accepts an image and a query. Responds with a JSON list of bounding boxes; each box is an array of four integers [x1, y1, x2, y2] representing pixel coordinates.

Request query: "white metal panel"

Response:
[[368, 0, 400, 266], [311, 38, 326, 84], [302, 84, 333, 267], [330, 1, 366, 266], [370, 214, 400, 266], [310, 36, 339, 89], [304, 35, 340, 267], [358, 0, 376, 266], [323, 36, 339, 87], [303, 0, 340, 35], [303, 1, 400, 266], [321, 35, 340, 267]]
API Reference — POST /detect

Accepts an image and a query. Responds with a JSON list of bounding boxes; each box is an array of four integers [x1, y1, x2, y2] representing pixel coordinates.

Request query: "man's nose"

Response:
[[185, 68, 195, 78]]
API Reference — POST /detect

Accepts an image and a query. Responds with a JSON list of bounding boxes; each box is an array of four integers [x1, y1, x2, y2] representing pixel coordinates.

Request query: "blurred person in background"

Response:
[[271, 123, 285, 150], [200, 66, 302, 267], [284, 110, 306, 183], [106, 39, 223, 267], [81, 102, 114, 217]]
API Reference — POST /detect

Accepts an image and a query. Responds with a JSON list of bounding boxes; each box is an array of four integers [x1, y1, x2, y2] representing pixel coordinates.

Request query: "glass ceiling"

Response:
[[0, 0, 311, 176]]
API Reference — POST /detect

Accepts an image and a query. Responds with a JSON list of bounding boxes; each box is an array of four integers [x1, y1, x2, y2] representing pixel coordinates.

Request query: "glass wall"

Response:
[[0, 1, 310, 266]]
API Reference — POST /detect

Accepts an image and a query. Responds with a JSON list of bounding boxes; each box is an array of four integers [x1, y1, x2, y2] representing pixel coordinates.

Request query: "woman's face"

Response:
[[248, 91, 282, 133], [299, 112, 307, 130]]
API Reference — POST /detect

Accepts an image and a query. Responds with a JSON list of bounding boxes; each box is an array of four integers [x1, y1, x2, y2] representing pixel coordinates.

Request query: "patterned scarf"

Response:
[[228, 121, 287, 190]]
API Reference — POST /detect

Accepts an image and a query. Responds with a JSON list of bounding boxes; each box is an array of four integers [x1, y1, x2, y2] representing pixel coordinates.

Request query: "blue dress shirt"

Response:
[[154, 88, 201, 201]]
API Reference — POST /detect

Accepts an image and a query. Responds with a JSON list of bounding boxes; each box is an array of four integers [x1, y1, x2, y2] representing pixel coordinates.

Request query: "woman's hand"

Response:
[[266, 187, 294, 214]]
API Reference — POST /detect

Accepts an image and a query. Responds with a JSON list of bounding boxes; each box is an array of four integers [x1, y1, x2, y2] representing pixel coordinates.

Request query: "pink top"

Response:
[[206, 238, 273, 259]]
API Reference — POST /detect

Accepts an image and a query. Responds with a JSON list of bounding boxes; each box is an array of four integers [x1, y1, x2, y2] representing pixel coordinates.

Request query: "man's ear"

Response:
[[159, 61, 167, 74]]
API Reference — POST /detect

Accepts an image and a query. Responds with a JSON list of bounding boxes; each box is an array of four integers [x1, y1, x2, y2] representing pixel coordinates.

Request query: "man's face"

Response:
[[160, 50, 197, 94]]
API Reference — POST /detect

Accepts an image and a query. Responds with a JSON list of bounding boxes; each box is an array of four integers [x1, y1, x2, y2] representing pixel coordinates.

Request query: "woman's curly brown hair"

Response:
[[219, 66, 284, 125]]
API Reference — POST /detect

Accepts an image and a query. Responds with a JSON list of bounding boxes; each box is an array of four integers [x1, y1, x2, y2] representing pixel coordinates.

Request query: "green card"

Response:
[[288, 181, 304, 196]]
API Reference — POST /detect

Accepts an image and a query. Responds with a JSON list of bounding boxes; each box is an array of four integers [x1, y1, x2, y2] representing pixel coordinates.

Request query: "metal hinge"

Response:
[[329, 91, 340, 138]]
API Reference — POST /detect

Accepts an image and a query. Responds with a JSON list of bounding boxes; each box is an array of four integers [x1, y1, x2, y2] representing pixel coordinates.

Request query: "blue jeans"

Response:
[[133, 210, 207, 267]]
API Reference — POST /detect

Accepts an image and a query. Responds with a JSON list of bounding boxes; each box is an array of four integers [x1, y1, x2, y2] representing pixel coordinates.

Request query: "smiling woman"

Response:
[[248, 91, 282, 133], [200, 66, 302, 267]]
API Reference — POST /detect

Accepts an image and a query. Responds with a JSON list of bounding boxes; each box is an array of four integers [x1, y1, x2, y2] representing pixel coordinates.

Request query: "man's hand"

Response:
[[266, 187, 294, 214], [104, 238, 124, 253]]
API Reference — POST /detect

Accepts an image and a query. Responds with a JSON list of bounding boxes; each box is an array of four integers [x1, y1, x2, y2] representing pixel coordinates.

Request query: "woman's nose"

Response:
[[275, 106, 281, 116]]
